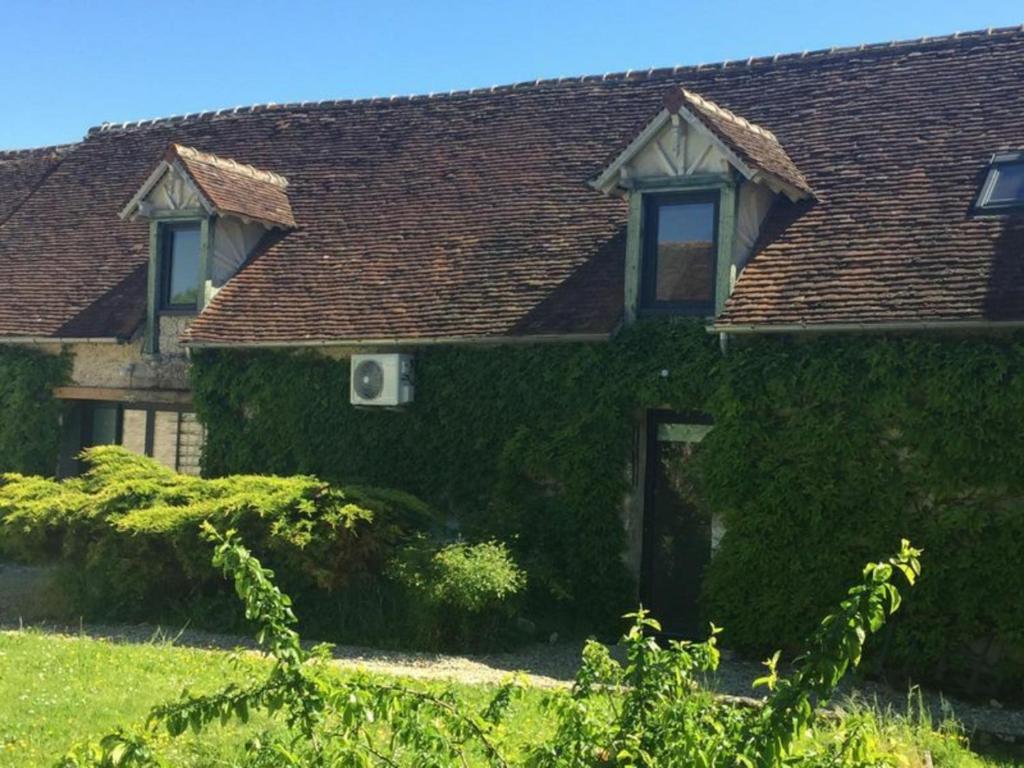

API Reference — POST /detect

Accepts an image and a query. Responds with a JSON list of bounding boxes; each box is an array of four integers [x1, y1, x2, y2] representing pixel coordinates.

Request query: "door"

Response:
[[640, 411, 714, 638]]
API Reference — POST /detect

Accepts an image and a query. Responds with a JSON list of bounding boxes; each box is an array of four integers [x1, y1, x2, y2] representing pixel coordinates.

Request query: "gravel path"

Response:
[[3, 562, 1023, 745]]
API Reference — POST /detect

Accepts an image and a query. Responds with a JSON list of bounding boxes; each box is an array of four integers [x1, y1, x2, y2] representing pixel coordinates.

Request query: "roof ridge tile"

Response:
[[679, 88, 779, 141], [83, 24, 1024, 138], [170, 144, 289, 189], [0, 144, 77, 160]]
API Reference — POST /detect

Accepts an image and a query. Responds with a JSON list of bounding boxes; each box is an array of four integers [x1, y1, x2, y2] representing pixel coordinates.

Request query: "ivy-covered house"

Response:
[[2, 27, 1024, 691]]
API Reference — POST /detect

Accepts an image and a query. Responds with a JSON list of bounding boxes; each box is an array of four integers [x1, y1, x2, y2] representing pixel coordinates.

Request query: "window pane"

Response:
[[165, 226, 201, 307], [989, 163, 1024, 205], [121, 408, 147, 455], [655, 202, 716, 303], [90, 404, 120, 446]]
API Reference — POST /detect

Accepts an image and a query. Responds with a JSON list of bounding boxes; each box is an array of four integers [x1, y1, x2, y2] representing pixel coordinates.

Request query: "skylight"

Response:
[[975, 152, 1024, 212]]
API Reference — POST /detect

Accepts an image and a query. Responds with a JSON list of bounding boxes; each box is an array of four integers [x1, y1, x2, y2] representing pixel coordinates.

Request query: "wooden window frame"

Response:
[[639, 191, 721, 316], [623, 175, 737, 325], [79, 402, 124, 449], [145, 214, 212, 355], [159, 221, 203, 312]]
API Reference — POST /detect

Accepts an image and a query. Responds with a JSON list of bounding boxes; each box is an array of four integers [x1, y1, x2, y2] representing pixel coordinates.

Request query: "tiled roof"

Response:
[[1, 26, 1023, 342], [669, 88, 812, 197], [167, 144, 295, 229], [0, 145, 73, 226]]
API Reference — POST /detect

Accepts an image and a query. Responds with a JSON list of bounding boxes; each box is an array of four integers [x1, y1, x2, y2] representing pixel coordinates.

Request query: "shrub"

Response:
[[389, 539, 527, 648], [0, 446, 445, 639], [428, 540, 526, 613]]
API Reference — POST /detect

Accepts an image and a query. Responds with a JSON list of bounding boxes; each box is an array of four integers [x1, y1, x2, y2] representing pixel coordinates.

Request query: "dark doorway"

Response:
[[640, 411, 714, 638]]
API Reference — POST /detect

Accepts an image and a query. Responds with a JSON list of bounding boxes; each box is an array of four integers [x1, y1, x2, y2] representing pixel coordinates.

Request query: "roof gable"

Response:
[[592, 87, 811, 200], [121, 144, 296, 229]]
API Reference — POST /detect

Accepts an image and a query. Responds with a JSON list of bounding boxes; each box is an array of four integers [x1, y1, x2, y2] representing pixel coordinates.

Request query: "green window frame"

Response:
[[623, 177, 737, 324], [159, 222, 203, 311], [639, 191, 720, 316], [145, 215, 211, 355]]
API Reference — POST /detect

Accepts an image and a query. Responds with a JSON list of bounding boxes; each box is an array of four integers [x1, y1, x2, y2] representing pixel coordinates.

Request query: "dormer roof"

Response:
[[121, 144, 296, 229], [592, 87, 812, 201]]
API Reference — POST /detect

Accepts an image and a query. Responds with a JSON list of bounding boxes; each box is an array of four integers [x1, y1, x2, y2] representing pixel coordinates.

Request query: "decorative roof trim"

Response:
[[118, 159, 212, 221], [677, 89, 780, 140], [592, 87, 812, 201], [590, 109, 673, 192], [172, 144, 289, 189]]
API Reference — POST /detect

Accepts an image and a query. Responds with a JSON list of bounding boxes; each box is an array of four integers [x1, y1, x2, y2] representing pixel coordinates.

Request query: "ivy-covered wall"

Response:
[[0, 345, 69, 475], [191, 322, 1024, 696]]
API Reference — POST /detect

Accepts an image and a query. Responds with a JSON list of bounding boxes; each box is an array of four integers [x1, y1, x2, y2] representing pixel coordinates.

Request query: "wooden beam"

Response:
[[197, 215, 213, 311], [145, 221, 160, 355], [715, 183, 738, 316], [624, 192, 644, 325], [630, 173, 732, 192], [54, 386, 193, 407]]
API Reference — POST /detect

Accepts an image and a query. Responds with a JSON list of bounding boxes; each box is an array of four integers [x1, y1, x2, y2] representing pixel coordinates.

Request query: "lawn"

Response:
[[0, 629, 1018, 767], [0, 629, 552, 767]]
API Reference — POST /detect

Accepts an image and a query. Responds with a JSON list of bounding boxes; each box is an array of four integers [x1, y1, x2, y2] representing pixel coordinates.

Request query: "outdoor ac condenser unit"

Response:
[[350, 353, 415, 406]]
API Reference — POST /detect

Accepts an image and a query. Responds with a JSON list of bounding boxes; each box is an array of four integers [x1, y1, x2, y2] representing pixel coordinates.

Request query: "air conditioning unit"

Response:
[[350, 353, 415, 406]]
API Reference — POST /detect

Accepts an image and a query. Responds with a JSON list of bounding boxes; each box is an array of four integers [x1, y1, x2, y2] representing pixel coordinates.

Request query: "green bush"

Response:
[[0, 446, 467, 645], [0, 344, 69, 475], [390, 539, 528, 648], [428, 540, 526, 613]]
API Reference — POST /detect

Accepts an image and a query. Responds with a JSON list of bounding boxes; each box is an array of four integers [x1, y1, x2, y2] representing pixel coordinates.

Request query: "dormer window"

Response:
[[975, 153, 1024, 212], [160, 222, 202, 310], [591, 87, 812, 324], [641, 192, 718, 315], [120, 143, 296, 354]]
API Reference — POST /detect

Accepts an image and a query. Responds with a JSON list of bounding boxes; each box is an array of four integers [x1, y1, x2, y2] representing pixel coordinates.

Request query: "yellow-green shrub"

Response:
[[0, 446, 439, 628]]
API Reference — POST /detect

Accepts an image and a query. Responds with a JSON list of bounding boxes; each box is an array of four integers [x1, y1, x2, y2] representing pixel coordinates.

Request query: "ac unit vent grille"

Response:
[[353, 359, 385, 401]]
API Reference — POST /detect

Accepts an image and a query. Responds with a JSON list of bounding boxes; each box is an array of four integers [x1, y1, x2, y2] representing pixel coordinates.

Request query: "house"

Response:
[[2, 26, 1023, 644]]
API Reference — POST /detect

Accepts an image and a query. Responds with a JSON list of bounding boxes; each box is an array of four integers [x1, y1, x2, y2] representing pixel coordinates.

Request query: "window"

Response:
[[975, 153, 1024, 212], [83, 403, 122, 447], [640, 192, 719, 314], [160, 223, 201, 309], [58, 400, 202, 477]]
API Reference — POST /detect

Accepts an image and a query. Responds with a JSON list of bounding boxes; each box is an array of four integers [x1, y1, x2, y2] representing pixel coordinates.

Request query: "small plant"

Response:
[[428, 540, 526, 613], [529, 540, 922, 767], [390, 538, 528, 647]]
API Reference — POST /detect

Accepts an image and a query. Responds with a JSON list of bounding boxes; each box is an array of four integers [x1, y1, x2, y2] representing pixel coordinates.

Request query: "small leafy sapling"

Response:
[[60, 524, 520, 767]]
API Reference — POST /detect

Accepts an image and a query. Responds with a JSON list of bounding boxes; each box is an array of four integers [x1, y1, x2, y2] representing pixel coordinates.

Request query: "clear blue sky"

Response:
[[2, 0, 1021, 150]]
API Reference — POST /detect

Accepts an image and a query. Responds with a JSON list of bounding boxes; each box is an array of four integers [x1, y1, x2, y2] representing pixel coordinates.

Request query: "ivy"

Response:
[[192, 322, 1024, 694], [0, 344, 69, 475]]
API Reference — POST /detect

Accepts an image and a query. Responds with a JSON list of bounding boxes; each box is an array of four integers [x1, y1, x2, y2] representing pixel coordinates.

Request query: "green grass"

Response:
[[0, 629, 552, 766], [0, 629, 1018, 767]]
